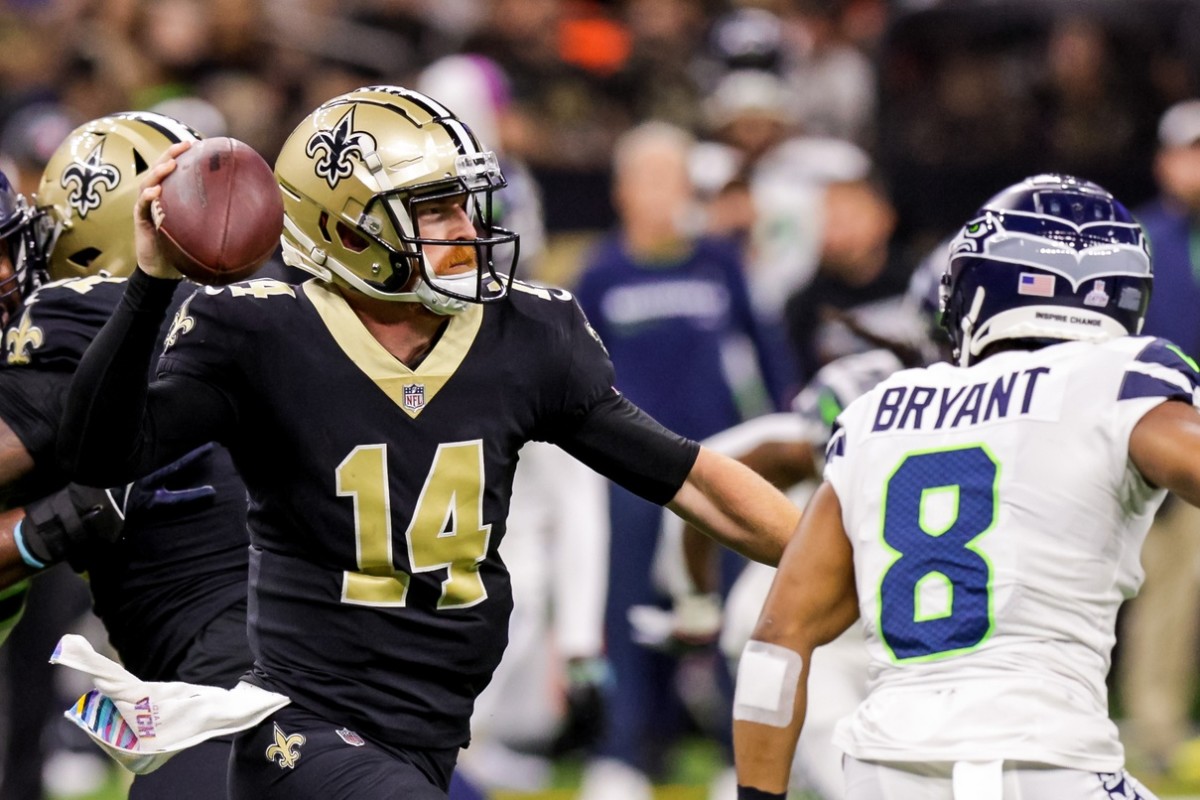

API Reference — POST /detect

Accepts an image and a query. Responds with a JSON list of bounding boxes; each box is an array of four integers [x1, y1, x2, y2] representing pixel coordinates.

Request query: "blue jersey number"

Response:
[[878, 446, 998, 661]]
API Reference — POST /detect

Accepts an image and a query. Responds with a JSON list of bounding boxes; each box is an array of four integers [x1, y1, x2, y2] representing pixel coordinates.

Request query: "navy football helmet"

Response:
[[0, 169, 46, 319], [941, 174, 1152, 366]]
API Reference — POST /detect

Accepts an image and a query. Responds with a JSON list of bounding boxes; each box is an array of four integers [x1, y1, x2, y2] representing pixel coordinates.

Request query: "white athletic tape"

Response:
[[952, 760, 1002, 800], [733, 640, 803, 728]]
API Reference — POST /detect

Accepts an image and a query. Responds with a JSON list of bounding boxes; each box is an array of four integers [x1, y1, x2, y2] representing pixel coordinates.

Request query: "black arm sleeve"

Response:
[[554, 392, 700, 506], [59, 271, 233, 485]]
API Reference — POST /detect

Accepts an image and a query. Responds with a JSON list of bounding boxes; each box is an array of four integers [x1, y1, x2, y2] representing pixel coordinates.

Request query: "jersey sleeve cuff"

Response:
[[125, 268, 183, 314]]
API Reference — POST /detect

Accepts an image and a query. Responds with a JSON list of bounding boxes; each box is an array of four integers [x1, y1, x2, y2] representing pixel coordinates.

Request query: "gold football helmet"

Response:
[[274, 85, 519, 315], [35, 112, 201, 281]]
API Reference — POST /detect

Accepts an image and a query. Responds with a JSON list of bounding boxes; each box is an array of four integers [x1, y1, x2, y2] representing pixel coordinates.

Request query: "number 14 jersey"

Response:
[[824, 336, 1200, 771], [146, 277, 698, 752]]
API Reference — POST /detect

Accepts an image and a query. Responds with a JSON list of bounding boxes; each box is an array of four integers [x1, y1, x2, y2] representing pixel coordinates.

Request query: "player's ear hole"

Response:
[[317, 212, 332, 243], [67, 247, 100, 267], [132, 150, 149, 174], [335, 221, 368, 253]]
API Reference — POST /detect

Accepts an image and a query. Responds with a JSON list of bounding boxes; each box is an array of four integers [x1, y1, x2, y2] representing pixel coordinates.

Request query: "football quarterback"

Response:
[[61, 85, 802, 800]]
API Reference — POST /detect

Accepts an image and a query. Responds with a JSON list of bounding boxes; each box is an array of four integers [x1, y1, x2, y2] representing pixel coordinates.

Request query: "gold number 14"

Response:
[[338, 441, 491, 610]]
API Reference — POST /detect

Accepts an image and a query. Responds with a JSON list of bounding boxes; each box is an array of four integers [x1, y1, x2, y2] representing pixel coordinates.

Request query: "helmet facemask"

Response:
[[0, 175, 49, 321], [372, 152, 519, 314]]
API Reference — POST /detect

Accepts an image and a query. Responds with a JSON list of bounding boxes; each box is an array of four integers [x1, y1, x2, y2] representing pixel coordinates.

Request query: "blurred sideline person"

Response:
[[573, 120, 792, 800], [0, 112, 260, 800], [734, 174, 1198, 800], [59, 86, 802, 800], [782, 177, 912, 384], [692, 68, 874, 330], [1118, 97, 1200, 779]]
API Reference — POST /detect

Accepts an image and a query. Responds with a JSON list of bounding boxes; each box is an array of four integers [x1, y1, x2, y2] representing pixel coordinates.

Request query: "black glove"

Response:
[[548, 657, 610, 757], [18, 483, 125, 571]]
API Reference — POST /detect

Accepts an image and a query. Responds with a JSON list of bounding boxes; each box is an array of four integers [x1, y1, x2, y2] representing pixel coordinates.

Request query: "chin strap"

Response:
[[414, 278, 468, 315], [957, 285, 987, 366]]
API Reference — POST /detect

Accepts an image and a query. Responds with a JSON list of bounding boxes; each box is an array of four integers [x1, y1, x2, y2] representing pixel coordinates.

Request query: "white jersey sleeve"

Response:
[[823, 336, 1200, 771]]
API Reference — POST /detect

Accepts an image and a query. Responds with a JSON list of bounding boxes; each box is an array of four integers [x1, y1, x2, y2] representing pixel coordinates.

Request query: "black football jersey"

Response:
[[0, 275, 251, 681], [140, 277, 699, 748]]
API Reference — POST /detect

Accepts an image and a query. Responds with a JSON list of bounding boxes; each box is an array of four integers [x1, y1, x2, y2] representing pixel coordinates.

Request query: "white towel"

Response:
[[50, 634, 291, 774]]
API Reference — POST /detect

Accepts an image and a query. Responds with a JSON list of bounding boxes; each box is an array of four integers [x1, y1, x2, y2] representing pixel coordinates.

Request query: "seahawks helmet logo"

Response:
[[60, 141, 121, 220], [305, 107, 377, 190]]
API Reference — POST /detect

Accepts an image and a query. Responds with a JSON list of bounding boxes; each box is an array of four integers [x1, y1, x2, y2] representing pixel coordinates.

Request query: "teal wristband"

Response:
[[12, 520, 46, 570]]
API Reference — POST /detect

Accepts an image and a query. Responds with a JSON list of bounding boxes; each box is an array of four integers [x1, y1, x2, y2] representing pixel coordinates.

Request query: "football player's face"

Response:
[[412, 194, 478, 277]]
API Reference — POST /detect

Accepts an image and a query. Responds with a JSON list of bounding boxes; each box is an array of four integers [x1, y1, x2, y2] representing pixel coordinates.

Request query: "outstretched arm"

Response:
[[733, 481, 858, 796], [668, 446, 803, 567], [680, 414, 818, 590]]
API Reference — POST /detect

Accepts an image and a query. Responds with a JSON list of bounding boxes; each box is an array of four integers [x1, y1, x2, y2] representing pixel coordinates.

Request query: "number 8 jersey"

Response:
[[823, 336, 1200, 771]]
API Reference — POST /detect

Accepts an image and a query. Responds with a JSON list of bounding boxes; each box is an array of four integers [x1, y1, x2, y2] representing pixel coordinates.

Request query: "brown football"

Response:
[[154, 137, 283, 285]]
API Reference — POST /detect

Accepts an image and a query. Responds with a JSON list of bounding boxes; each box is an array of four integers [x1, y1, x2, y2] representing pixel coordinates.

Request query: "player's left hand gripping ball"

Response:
[[153, 137, 283, 285]]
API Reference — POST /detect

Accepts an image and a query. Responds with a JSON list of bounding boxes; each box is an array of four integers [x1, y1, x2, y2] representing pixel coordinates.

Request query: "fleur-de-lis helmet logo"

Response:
[[305, 106, 377, 190], [59, 140, 121, 220], [264, 722, 305, 770]]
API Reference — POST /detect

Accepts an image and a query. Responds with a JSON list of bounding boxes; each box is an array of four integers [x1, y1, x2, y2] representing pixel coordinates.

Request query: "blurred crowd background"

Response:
[[1, 0, 1196, 280], [2, 0, 1200, 798]]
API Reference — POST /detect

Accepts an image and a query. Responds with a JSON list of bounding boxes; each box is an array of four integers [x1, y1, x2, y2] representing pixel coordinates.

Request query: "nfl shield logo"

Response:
[[403, 383, 425, 410], [335, 727, 365, 747]]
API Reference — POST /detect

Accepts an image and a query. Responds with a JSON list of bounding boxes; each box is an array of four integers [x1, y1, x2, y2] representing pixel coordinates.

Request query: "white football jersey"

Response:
[[825, 336, 1200, 771]]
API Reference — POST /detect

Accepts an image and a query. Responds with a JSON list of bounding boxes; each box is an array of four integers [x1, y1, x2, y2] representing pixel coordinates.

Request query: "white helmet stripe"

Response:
[[110, 112, 200, 143], [440, 118, 479, 155]]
